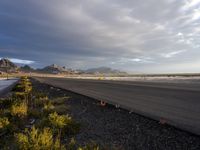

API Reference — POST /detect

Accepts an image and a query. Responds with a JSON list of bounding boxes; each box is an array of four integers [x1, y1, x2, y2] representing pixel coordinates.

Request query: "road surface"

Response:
[[0, 78, 18, 96], [35, 77, 200, 135]]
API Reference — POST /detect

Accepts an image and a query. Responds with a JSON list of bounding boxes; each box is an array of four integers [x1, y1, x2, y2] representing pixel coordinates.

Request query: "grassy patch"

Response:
[[0, 76, 102, 149]]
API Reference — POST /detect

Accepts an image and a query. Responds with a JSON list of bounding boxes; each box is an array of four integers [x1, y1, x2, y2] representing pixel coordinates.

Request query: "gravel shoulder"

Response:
[[32, 79, 200, 150]]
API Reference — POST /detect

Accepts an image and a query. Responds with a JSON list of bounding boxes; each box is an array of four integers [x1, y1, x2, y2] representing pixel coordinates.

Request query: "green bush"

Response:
[[68, 137, 76, 150], [0, 117, 10, 129], [13, 78, 32, 93], [34, 97, 48, 107], [48, 112, 71, 129], [34, 92, 48, 100], [43, 101, 55, 111], [11, 102, 28, 118], [54, 136, 66, 150], [12, 92, 26, 101], [15, 126, 66, 150], [15, 126, 52, 150]]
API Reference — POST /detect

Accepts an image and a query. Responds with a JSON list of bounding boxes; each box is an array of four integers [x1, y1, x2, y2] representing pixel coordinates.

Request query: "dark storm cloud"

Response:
[[0, 0, 200, 72]]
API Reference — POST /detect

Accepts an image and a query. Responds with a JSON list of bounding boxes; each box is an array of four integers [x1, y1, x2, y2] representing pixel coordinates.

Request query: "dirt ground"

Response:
[[32, 79, 200, 150]]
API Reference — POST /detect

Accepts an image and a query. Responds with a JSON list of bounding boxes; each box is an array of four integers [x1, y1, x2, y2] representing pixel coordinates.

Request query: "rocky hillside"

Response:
[[37, 64, 68, 74], [0, 58, 18, 71], [20, 65, 34, 72]]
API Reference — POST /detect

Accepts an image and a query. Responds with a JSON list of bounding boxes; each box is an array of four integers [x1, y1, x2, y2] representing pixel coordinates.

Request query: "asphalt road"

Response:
[[0, 78, 18, 96], [35, 77, 200, 135]]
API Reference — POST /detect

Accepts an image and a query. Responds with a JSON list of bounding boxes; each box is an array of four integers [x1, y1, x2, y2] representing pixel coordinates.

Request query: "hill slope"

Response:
[[37, 64, 68, 74], [0, 58, 18, 72]]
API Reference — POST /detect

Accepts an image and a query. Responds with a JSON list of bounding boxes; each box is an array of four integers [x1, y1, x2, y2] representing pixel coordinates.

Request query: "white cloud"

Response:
[[192, 9, 200, 20], [154, 24, 165, 31], [9, 58, 35, 65], [110, 57, 154, 65], [131, 58, 142, 62], [182, 0, 200, 10], [161, 50, 186, 58], [0, 57, 35, 64], [177, 32, 183, 36]]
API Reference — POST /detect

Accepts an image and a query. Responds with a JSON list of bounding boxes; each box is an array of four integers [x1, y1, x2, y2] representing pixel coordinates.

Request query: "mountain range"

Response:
[[37, 64, 69, 74], [0, 58, 126, 74]]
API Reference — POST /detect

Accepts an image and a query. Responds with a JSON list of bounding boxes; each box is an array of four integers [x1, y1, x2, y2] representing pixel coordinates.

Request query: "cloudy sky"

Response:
[[0, 0, 200, 73]]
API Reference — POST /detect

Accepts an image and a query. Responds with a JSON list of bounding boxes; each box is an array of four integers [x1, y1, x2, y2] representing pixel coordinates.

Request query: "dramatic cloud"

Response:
[[0, 0, 200, 73], [0, 57, 35, 65], [9, 58, 35, 65]]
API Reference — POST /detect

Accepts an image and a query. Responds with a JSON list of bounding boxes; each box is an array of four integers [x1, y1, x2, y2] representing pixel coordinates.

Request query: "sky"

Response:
[[0, 0, 200, 73]]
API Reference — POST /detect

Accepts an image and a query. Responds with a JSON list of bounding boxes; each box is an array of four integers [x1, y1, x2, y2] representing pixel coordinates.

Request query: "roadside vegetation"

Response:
[[0, 76, 100, 150]]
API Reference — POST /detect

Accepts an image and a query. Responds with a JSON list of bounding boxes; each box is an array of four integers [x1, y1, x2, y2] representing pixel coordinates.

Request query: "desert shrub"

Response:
[[13, 84, 24, 92], [48, 112, 80, 136], [68, 137, 76, 150], [12, 77, 32, 101], [12, 78, 32, 106], [42, 101, 55, 116], [54, 136, 66, 150], [12, 92, 26, 101], [43, 101, 55, 111], [13, 79, 32, 93], [21, 76, 28, 80], [32, 92, 49, 109], [11, 102, 28, 118], [0, 117, 10, 129], [15, 132, 29, 149], [34, 97, 48, 107], [15, 126, 66, 150], [24, 84, 32, 94], [12, 83, 23, 92], [33, 92, 48, 100], [48, 112, 71, 129]]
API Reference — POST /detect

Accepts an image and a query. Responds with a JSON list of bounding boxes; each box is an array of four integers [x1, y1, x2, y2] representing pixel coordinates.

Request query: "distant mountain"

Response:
[[0, 59, 127, 75], [37, 64, 68, 74], [84, 67, 127, 74], [0, 58, 18, 70], [20, 65, 34, 72]]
